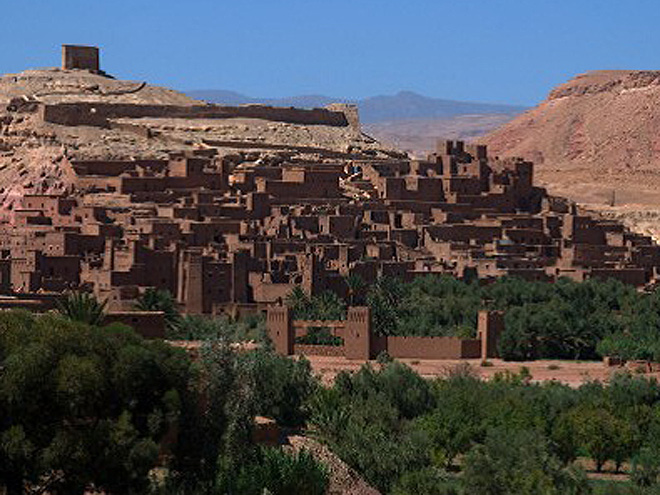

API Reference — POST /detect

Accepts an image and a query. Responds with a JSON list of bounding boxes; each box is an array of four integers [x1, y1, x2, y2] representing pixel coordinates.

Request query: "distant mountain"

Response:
[[358, 91, 527, 123], [186, 90, 341, 111], [364, 114, 519, 158], [186, 89, 527, 124]]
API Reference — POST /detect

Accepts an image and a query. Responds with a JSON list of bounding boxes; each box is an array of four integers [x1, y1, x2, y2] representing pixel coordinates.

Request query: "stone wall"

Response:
[[104, 311, 166, 339], [386, 336, 482, 359], [39, 102, 351, 128], [267, 306, 496, 361]]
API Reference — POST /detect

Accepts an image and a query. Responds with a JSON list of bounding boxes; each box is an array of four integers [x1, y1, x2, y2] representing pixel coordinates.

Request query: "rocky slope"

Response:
[[483, 70, 660, 239], [0, 68, 199, 106], [288, 435, 381, 495]]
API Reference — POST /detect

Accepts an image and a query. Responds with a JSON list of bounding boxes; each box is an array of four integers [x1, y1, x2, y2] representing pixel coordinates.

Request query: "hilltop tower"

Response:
[[61, 45, 100, 72]]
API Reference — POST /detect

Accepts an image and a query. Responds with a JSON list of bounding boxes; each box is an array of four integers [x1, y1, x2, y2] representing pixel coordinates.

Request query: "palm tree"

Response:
[[344, 274, 367, 306], [56, 292, 107, 326], [134, 288, 181, 330], [285, 286, 310, 318]]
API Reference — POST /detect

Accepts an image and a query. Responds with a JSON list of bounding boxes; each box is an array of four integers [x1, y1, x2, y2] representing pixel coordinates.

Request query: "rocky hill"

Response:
[[483, 70, 660, 240]]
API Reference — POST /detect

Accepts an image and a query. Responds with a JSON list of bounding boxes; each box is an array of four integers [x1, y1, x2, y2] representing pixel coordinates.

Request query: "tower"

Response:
[[344, 306, 372, 360], [62, 45, 100, 72], [267, 305, 293, 355]]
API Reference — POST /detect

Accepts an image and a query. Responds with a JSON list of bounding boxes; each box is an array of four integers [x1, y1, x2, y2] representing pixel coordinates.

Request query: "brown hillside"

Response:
[[483, 70, 660, 239]]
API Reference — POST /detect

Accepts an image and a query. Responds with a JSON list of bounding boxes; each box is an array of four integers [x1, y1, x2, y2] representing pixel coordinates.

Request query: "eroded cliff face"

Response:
[[0, 68, 397, 219], [483, 70, 660, 240]]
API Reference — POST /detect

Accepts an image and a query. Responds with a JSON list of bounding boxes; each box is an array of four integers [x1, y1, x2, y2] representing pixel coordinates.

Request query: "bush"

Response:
[[135, 288, 181, 331], [237, 349, 318, 427], [167, 313, 267, 342], [0, 311, 190, 494], [632, 446, 660, 487], [295, 326, 343, 346], [392, 467, 459, 495], [462, 428, 590, 495], [227, 447, 329, 495]]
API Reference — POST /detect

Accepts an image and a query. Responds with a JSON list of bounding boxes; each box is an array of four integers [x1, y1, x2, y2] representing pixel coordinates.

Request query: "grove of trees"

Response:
[[309, 360, 660, 494], [0, 303, 325, 495], [5, 280, 660, 494]]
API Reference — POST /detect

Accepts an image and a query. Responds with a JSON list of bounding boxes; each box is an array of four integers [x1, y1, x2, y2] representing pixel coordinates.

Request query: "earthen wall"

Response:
[[40, 102, 350, 127]]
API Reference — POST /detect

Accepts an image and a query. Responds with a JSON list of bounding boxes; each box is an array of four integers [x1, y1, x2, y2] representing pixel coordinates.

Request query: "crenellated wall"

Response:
[[267, 306, 501, 361]]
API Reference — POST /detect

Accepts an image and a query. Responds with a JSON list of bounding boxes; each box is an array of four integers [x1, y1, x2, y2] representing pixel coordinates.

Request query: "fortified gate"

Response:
[[267, 306, 504, 361]]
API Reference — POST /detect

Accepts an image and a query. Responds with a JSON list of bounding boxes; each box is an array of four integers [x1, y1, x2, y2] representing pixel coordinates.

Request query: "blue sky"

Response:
[[3, 0, 659, 105]]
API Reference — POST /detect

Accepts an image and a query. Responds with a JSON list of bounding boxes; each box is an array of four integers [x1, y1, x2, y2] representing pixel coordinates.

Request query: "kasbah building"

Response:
[[1, 46, 659, 362]]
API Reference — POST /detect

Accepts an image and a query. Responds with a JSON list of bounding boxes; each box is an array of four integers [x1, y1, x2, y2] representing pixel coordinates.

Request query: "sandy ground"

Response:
[[302, 355, 657, 387]]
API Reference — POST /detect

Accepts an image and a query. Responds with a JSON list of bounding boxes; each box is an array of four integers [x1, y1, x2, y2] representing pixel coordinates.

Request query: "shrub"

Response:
[[295, 326, 343, 346], [56, 291, 107, 326], [462, 428, 590, 495], [228, 447, 329, 495], [237, 349, 318, 427], [392, 467, 459, 495]]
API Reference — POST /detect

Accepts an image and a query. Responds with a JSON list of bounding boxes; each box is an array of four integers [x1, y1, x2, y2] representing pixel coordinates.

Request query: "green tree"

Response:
[[310, 362, 433, 492], [366, 276, 403, 335], [0, 311, 190, 495], [631, 445, 660, 488], [345, 273, 367, 306], [237, 349, 317, 427], [462, 428, 590, 495], [569, 406, 628, 472], [285, 286, 311, 318], [416, 396, 482, 468]]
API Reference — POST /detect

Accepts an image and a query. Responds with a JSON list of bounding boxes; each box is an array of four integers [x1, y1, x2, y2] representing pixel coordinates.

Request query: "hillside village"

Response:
[[2, 21, 660, 494]]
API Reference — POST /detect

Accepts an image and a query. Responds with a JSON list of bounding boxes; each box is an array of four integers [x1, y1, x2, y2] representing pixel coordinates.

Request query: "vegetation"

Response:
[[135, 288, 182, 331], [285, 286, 346, 321], [0, 306, 324, 495], [167, 313, 267, 343], [0, 310, 188, 494], [56, 291, 107, 325], [295, 326, 344, 346], [8, 276, 660, 493], [221, 447, 328, 495], [309, 362, 660, 494]]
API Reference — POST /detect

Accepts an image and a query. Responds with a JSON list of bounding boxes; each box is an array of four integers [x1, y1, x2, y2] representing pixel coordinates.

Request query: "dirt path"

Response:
[[303, 356, 650, 387]]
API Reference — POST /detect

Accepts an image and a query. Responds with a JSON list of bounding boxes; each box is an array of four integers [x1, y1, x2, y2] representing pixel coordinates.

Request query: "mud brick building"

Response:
[[4, 57, 660, 318]]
